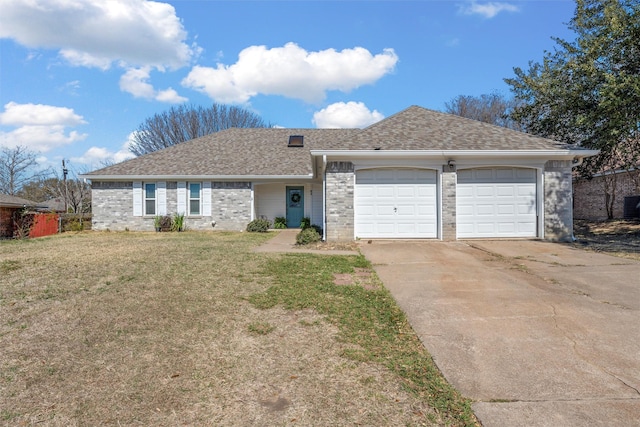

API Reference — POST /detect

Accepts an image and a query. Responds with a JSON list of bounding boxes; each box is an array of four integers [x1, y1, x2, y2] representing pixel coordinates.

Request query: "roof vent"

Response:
[[288, 135, 304, 147]]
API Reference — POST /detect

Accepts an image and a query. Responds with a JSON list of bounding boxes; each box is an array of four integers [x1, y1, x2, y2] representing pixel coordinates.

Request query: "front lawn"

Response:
[[0, 231, 475, 426]]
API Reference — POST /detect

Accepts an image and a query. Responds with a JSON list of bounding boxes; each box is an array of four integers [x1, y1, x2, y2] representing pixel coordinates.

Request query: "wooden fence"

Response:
[[29, 213, 60, 238]]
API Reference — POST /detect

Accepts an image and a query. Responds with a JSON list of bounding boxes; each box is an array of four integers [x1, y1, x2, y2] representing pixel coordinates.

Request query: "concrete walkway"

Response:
[[359, 240, 640, 427], [254, 229, 358, 255]]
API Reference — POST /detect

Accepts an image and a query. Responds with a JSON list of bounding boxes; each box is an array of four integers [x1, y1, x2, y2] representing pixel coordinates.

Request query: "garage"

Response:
[[456, 167, 537, 238], [355, 168, 437, 238]]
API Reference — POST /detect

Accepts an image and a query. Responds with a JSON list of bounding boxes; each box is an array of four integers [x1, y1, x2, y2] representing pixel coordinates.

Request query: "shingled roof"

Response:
[[85, 128, 358, 177], [342, 105, 571, 151], [84, 106, 578, 179], [0, 194, 40, 208]]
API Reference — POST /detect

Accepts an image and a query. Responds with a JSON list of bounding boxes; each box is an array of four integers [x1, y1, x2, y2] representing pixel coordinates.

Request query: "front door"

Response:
[[286, 186, 304, 228]]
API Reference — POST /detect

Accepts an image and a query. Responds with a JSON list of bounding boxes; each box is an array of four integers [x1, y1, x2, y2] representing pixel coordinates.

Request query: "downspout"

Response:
[[570, 156, 584, 241], [322, 155, 327, 241]]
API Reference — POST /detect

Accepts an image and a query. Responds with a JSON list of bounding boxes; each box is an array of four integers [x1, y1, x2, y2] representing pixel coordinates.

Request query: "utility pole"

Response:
[[62, 159, 68, 213]]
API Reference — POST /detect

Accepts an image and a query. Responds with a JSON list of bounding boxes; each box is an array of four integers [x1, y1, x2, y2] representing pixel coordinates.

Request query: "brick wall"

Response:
[[544, 160, 573, 241], [573, 170, 640, 220], [325, 162, 355, 241], [91, 181, 252, 231], [0, 207, 15, 238], [441, 168, 457, 240]]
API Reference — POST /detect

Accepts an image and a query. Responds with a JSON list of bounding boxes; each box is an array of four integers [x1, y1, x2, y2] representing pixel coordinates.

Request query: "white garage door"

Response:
[[355, 168, 437, 238], [457, 168, 537, 238]]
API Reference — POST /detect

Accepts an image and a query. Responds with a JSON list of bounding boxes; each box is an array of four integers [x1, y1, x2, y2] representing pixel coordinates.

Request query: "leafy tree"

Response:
[[444, 92, 522, 130], [0, 146, 49, 195], [505, 0, 640, 178], [129, 103, 271, 156], [505, 0, 640, 218]]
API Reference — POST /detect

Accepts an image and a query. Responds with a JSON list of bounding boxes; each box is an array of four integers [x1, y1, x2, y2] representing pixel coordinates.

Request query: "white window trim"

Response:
[[188, 182, 202, 216], [144, 182, 157, 216]]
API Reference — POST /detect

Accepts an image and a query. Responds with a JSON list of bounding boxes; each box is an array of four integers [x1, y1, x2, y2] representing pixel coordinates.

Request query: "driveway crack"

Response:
[[548, 302, 640, 397]]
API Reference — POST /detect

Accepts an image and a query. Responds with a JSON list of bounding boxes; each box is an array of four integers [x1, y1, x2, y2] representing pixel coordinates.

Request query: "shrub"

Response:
[[311, 224, 323, 235], [246, 218, 271, 232], [172, 213, 185, 231], [273, 217, 287, 229], [296, 227, 321, 245], [300, 216, 311, 229], [65, 218, 83, 232], [159, 215, 172, 231]]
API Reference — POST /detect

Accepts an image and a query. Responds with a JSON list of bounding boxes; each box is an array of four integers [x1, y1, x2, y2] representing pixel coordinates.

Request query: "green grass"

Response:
[[250, 253, 477, 426]]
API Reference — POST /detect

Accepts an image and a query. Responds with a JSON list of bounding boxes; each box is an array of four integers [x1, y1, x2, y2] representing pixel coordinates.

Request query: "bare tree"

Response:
[[0, 146, 50, 195], [444, 92, 522, 130], [129, 103, 271, 156], [18, 163, 92, 214]]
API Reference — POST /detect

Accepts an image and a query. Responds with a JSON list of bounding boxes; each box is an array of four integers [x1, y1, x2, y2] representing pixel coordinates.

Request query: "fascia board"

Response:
[[310, 149, 600, 160], [79, 174, 315, 181]]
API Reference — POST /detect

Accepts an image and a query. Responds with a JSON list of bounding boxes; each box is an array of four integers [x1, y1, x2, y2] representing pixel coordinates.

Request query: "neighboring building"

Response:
[[0, 194, 41, 238], [573, 169, 640, 220], [81, 106, 598, 242]]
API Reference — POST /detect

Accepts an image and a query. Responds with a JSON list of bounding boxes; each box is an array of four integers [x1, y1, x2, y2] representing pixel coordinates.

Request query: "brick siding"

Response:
[[91, 181, 251, 231], [544, 160, 574, 241], [0, 207, 15, 238], [573, 170, 640, 220], [441, 168, 457, 240], [325, 162, 355, 241]]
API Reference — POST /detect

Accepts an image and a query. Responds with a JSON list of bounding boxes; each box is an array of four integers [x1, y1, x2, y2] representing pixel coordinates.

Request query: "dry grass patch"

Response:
[[573, 219, 640, 261], [1, 231, 473, 426]]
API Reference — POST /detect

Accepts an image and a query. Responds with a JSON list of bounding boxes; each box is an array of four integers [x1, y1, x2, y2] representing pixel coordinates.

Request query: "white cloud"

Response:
[[459, 1, 519, 18], [0, 125, 88, 153], [71, 133, 136, 166], [182, 42, 399, 104], [0, 102, 88, 152], [0, 101, 86, 126], [119, 67, 187, 103], [0, 0, 197, 70], [312, 102, 384, 129]]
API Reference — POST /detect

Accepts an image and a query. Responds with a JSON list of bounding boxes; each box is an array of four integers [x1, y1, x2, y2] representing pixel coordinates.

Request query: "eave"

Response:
[[79, 174, 315, 181], [310, 149, 600, 160]]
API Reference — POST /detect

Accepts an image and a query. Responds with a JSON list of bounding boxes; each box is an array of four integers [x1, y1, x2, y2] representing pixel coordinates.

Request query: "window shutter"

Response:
[[157, 181, 166, 215], [177, 182, 186, 215], [133, 181, 142, 216], [202, 181, 212, 216]]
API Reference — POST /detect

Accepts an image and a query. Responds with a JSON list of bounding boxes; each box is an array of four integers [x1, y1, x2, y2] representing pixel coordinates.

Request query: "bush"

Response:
[[246, 218, 271, 232], [159, 215, 173, 231], [300, 216, 311, 229], [273, 217, 287, 229], [64, 218, 83, 232], [172, 213, 185, 231], [296, 227, 321, 245]]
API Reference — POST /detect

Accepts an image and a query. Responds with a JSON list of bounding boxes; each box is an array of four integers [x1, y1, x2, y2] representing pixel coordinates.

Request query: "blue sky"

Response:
[[0, 0, 576, 176]]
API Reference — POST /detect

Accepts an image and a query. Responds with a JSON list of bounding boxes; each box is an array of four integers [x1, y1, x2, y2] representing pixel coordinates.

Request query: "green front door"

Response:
[[286, 186, 304, 228]]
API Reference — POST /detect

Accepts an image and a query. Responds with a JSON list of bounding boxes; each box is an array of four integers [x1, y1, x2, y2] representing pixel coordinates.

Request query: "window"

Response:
[[144, 183, 156, 215], [189, 182, 201, 215]]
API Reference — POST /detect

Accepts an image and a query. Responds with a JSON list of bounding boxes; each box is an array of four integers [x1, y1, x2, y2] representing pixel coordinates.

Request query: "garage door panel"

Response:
[[497, 205, 515, 215], [477, 205, 495, 215], [474, 186, 495, 197], [457, 168, 537, 238], [376, 187, 395, 197], [497, 186, 516, 197], [355, 168, 437, 238]]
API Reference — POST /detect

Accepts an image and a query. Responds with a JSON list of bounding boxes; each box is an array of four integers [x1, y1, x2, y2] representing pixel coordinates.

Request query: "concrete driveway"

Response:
[[359, 240, 640, 427]]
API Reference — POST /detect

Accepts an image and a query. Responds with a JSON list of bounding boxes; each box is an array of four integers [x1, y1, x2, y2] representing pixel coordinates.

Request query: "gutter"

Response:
[[310, 149, 600, 160], [79, 174, 315, 181]]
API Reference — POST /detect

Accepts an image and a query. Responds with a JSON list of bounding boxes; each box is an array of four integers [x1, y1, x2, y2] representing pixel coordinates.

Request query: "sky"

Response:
[[0, 0, 578, 177]]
